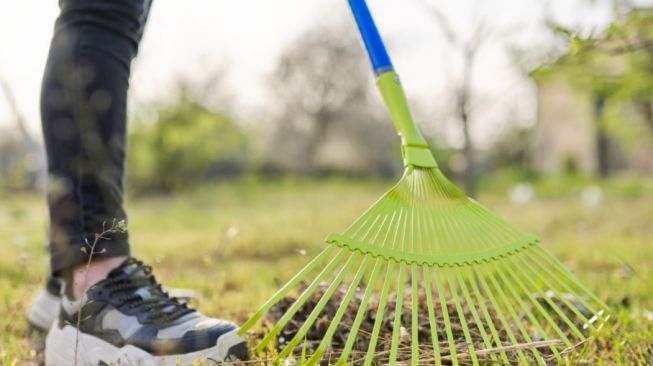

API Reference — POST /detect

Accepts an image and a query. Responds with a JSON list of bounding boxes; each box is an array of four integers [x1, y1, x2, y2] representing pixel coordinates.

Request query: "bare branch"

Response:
[[419, 0, 496, 197], [420, 0, 460, 46], [0, 76, 35, 145]]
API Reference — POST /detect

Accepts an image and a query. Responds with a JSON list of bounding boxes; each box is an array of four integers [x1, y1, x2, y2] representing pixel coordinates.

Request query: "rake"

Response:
[[238, 0, 610, 364]]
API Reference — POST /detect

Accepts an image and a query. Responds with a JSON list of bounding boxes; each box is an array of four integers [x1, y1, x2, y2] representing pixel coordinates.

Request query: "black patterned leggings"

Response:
[[41, 0, 152, 273]]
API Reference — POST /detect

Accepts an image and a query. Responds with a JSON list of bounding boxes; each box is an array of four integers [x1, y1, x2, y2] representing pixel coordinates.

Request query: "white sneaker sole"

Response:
[[26, 289, 60, 332], [45, 321, 247, 366]]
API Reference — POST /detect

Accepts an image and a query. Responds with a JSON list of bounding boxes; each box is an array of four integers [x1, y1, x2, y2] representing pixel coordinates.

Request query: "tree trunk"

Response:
[[305, 109, 331, 177], [460, 95, 476, 197], [459, 48, 477, 197], [594, 96, 610, 178], [640, 99, 653, 142]]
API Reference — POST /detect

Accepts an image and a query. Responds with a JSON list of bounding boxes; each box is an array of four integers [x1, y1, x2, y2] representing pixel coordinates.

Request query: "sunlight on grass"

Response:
[[1, 178, 652, 364]]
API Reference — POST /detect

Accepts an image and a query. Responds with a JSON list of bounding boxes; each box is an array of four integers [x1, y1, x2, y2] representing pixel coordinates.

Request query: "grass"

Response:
[[0, 177, 652, 365]]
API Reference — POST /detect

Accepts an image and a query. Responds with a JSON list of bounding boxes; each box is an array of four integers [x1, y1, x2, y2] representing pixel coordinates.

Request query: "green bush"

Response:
[[0, 133, 43, 192], [127, 97, 248, 193]]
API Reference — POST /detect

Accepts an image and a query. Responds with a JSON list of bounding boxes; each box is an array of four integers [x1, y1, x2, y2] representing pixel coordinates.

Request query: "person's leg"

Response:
[[39, 2, 248, 363], [41, 0, 152, 295]]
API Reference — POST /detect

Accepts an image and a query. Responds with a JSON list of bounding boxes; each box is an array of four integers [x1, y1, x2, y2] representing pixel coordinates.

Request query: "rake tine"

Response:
[[305, 255, 372, 365], [435, 192, 484, 365], [353, 195, 399, 244], [407, 181, 424, 366], [469, 208, 568, 360], [418, 183, 445, 366], [481, 265, 546, 365], [473, 206, 604, 332], [474, 201, 606, 320], [518, 252, 599, 331], [239, 246, 336, 336], [470, 213, 568, 361], [423, 266, 442, 366], [533, 247, 610, 315], [256, 249, 349, 352], [506, 254, 585, 341], [470, 207, 588, 332], [492, 262, 565, 364], [389, 262, 407, 365], [416, 184, 444, 366], [471, 204, 604, 326], [472, 266, 531, 364], [335, 258, 383, 366], [445, 267, 480, 366], [410, 264, 419, 366], [436, 195, 484, 365], [538, 262, 609, 334], [453, 268, 501, 364], [462, 267, 512, 364], [342, 187, 395, 238], [536, 247, 610, 311], [363, 261, 395, 366], [276, 254, 358, 360], [346, 182, 408, 244], [432, 268, 459, 366], [465, 201, 519, 246], [353, 213, 385, 243]]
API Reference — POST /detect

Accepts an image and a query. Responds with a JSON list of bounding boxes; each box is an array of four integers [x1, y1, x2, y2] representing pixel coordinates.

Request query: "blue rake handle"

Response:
[[348, 0, 394, 75], [347, 0, 437, 168]]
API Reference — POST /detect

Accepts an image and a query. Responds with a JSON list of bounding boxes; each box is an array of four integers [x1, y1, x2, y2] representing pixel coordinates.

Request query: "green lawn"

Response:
[[1, 178, 652, 365]]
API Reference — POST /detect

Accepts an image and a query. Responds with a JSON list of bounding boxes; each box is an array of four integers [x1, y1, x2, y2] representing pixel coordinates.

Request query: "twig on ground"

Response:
[[441, 339, 564, 361]]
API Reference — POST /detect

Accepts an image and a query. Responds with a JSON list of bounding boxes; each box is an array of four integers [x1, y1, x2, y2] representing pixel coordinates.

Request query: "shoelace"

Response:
[[103, 259, 195, 324]]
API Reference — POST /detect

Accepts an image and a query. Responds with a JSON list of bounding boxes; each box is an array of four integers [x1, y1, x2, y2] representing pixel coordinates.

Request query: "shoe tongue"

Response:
[[108, 258, 150, 281], [105, 258, 185, 316], [107, 258, 166, 303]]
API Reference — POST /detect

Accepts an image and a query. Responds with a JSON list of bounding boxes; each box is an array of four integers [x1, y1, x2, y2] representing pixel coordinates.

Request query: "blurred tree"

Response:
[[422, 0, 491, 197], [0, 77, 44, 191], [541, 6, 653, 176], [0, 130, 43, 192], [263, 19, 400, 178], [127, 81, 248, 193], [490, 125, 534, 173], [611, 10, 653, 135]]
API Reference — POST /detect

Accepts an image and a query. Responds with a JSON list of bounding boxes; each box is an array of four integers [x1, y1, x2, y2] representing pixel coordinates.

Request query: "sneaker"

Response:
[[27, 276, 63, 332], [44, 258, 248, 365], [27, 276, 198, 333]]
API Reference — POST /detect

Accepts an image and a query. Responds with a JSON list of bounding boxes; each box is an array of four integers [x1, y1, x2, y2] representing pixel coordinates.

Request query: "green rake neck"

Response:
[[377, 71, 438, 169], [351, 0, 437, 168]]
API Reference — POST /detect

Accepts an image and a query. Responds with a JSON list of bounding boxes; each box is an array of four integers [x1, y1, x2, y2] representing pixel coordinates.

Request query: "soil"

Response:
[[258, 282, 585, 365]]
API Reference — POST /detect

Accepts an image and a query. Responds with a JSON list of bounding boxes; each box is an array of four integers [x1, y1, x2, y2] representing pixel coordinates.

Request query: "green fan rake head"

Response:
[[238, 1, 610, 364]]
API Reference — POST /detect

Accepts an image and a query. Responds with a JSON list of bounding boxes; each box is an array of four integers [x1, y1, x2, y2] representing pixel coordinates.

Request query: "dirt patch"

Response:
[[255, 283, 586, 365]]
